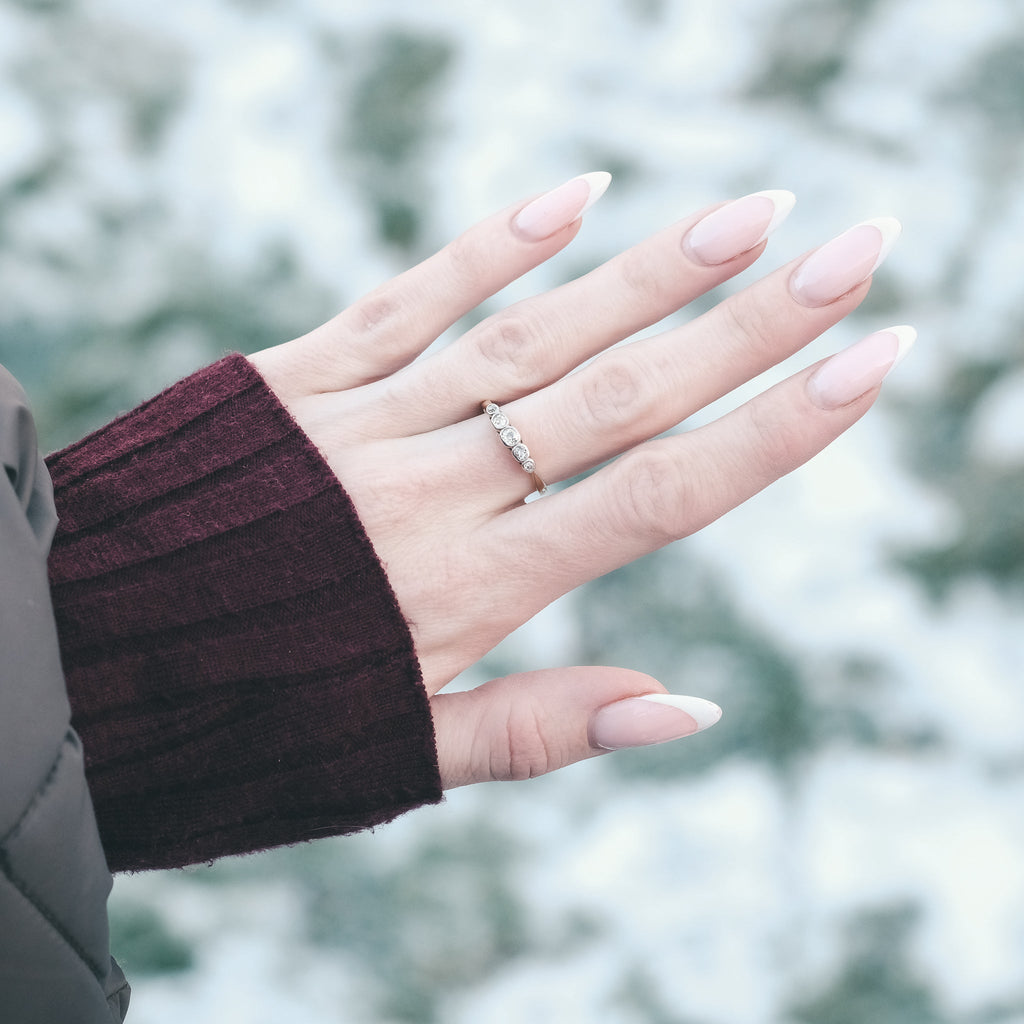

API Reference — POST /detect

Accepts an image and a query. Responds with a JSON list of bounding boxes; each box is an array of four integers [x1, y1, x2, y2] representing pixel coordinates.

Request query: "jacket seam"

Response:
[[1, 729, 69, 847], [107, 978, 131, 1004], [0, 730, 108, 982]]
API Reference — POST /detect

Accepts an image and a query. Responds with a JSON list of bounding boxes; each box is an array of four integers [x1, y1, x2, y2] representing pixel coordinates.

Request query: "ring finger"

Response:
[[468, 217, 901, 505]]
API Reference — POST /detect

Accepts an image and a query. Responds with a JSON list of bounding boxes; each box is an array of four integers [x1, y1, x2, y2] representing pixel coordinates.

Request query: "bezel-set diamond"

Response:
[[481, 400, 547, 494]]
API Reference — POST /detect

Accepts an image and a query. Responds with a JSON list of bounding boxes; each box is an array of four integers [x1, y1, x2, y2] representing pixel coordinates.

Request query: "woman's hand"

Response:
[[248, 173, 910, 790]]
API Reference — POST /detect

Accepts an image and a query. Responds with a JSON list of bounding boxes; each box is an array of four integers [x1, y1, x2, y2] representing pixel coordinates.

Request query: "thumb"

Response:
[[430, 667, 722, 790]]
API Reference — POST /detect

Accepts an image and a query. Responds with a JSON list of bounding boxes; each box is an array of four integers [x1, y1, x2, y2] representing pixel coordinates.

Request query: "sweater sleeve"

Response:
[[45, 354, 442, 873]]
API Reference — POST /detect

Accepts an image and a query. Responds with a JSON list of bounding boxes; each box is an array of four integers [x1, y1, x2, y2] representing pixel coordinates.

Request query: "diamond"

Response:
[[490, 413, 509, 430], [522, 458, 536, 473], [499, 425, 520, 447], [512, 443, 530, 463], [484, 403, 500, 416]]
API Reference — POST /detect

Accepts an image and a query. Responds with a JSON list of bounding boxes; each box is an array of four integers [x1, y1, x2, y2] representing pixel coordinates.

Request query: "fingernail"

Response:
[[682, 190, 796, 266], [512, 171, 612, 242], [789, 217, 902, 307], [590, 694, 723, 751], [807, 325, 916, 410]]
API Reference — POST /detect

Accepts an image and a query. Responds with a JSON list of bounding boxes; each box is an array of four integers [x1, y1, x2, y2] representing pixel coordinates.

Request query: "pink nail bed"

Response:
[[590, 694, 723, 751], [512, 171, 611, 242], [790, 217, 901, 307], [807, 326, 917, 410], [683, 190, 796, 266]]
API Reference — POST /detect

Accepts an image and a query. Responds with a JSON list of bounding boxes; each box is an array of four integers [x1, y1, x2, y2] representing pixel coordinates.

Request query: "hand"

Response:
[[248, 174, 911, 789]]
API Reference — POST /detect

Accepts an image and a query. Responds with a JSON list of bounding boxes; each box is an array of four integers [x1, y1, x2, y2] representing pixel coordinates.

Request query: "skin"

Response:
[[248, 187, 884, 791]]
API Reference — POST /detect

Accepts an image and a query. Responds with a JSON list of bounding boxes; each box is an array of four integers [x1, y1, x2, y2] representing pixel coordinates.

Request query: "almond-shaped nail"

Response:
[[512, 171, 611, 242], [590, 694, 723, 751], [683, 189, 796, 266], [807, 325, 916, 410], [790, 217, 902, 308]]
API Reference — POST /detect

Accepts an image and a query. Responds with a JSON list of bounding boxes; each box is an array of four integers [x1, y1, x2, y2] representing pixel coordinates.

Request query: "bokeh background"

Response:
[[3, 0, 1024, 1021]]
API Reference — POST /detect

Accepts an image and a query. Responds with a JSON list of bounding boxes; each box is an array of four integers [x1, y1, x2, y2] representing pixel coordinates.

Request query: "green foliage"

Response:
[[0, 244, 332, 449], [622, 0, 669, 24], [108, 901, 194, 976], [948, 40, 1024, 134], [342, 30, 454, 252], [787, 904, 947, 1024], [288, 820, 528, 1023], [613, 964, 713, 1024], [10, 0, 74, 13], [891, 352, 1024, 598], [578, 551, 818, 779], [744, 0, 885, 109]]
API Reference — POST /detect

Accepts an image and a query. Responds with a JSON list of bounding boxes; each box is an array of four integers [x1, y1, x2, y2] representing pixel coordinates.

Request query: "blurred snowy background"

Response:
[[2, 0, 1023, 1021]]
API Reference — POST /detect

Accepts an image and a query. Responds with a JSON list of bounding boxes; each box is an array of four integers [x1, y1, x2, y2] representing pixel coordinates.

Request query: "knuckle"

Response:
[[474, 310, 547, 385], [578, 353, 650, 429], [614, 243, 668, 306], [492, 703, 557, 782], [614, 444, 693, 544], [718, 292, 780, 363], [442, 229, 490, 292], [745, 401, 804, 479], [352, 286, 401, 336]]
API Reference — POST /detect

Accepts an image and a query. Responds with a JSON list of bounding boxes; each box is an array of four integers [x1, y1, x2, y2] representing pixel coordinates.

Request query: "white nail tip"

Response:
[[575, 171, 612, 216], [880, 324, 917, 368], [752, 189, 797, 243], [635, 693, 724, 732], [858, 216, 902, 273]]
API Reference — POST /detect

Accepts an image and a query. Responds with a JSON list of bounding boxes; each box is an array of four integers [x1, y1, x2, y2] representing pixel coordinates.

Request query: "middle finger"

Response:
[[350, 190, 797, 435], [462, 216, 902, 506]]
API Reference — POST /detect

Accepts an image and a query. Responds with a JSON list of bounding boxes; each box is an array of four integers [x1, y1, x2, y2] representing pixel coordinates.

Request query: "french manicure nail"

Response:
[[683, 190, 796, 266], [590, 693, 723, 751], [512, 171, 612, 242], [807, 325, 917, 410], [790, 217, 902, 307]]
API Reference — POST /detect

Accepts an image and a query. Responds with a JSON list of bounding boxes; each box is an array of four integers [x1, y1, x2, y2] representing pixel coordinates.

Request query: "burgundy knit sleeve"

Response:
[[45, 355, 442, 872]]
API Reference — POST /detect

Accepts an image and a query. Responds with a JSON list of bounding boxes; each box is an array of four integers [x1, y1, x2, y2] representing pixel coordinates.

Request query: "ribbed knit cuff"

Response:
[[46, 355, 442, 872]]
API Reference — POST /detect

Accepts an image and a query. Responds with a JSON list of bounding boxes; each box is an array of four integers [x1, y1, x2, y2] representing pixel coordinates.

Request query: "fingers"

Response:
[[336, 327, 915, 699], [430, 667, 721, 789], [328, 218, 903, 527], [359, 190, 797, 435], [250, 173, 610, 401], [507, 326, 917, 596], [466, 216, 902, 505]]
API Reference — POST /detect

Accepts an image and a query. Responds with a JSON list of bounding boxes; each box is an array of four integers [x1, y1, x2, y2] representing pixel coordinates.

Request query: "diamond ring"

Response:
[[481, 401, 547, 494]]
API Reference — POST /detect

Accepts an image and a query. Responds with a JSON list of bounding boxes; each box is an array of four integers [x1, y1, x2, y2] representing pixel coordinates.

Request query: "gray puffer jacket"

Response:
[[0, 365, 129, 1023]]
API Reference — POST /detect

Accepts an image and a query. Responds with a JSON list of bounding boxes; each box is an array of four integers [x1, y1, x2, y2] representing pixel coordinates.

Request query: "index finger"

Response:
[[251, 172, 611, 398]]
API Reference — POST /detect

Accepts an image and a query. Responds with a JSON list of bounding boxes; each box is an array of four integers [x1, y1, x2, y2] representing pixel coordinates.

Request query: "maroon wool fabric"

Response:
[[46, 355, 442, 872]]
